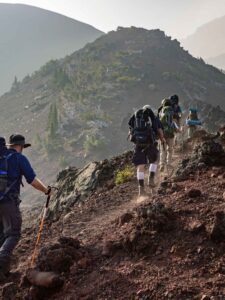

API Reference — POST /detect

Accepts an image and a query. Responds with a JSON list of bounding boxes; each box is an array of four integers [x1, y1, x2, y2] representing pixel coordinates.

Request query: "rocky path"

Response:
[[1, 138, 225, 299]]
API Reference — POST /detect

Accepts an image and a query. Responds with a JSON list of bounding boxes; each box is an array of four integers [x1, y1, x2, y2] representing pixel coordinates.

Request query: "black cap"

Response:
[[7, 134, 31, 148]]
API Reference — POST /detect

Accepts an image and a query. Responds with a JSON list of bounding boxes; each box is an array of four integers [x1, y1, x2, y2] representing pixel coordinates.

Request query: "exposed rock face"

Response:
[[48, 151, 133, 220], [175, 140, 225, 180]]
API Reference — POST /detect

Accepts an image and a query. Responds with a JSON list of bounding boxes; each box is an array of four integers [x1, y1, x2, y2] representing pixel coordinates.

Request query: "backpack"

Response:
[[0, 139, 19, 201], [131, 109, 154, 145], [159, 106, 175, 138], [189, 109, 198, 121]]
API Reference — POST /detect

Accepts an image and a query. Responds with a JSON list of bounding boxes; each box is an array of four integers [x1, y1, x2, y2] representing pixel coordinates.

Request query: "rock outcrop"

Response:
[[48, 151, 133, 220]]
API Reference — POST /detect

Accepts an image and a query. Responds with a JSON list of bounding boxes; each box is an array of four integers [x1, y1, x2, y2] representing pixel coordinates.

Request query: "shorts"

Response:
[[132, 144, 159, 166]]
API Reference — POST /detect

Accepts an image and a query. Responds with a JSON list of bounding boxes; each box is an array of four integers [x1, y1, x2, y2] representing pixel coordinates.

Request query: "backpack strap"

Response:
[[0, 152, 21, 201]]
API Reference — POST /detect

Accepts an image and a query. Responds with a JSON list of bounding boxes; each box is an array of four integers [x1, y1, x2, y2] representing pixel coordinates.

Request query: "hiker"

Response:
[[170, 94, 182, 145], [170, 95, 182, 127], [186, 108, 202, 138], [0, 134, 51, 276], [159, 98, 179, 172], [128, 105, 165, 197]]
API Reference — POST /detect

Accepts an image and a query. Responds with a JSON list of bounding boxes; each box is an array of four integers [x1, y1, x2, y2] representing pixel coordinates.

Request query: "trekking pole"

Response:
[[30, 186, 58, 267]]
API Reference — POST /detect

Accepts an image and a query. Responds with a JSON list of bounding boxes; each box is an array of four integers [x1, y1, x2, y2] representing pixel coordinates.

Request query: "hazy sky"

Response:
[[2, 0, 225, 38]]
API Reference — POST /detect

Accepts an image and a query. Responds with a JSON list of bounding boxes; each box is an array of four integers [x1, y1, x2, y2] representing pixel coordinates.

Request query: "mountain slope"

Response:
[[0, 4, 103, 95], [1, 27, 225, 202], [2, 136, 225, 299], [182, 16, 225, 69]]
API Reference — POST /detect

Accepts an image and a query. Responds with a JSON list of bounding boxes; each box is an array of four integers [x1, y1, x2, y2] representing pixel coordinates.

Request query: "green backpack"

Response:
[[159, 106, 175, 138]]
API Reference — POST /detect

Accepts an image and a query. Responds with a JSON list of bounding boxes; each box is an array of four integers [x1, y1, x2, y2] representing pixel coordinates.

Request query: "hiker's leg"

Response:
[[188, 126, 195, 138], [148, 145, 159, 187], [160, 141, 166, 171], [174, 119, 180, 145], [0, 199, 22, 273], [0, 223, 5, 248], [167, 138, 174, 166], [132, 146, 147, 196]]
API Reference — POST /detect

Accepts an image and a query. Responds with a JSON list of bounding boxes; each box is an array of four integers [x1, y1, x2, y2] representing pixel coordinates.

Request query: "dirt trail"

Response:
[[54, 155, 181, 246]]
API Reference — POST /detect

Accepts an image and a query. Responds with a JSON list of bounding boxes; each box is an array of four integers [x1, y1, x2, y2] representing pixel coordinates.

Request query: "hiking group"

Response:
[[128, 94, 202, 197], [0, 96, 203, 278]]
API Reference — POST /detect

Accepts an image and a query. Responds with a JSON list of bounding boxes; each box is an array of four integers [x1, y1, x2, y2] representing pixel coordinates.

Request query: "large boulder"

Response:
[[48, 151, 133, 220]]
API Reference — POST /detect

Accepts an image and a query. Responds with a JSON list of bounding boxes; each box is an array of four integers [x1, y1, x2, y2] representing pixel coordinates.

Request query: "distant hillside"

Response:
[[1, 27, 225, 197], [0, 4, 103, 95], [182, 16, 225, 69], [207, 53, 225, 70]]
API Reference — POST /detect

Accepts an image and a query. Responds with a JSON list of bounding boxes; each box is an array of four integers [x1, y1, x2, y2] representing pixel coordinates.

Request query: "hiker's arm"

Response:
[[31, 178, 49, 194], [19, 155, 50, 195]]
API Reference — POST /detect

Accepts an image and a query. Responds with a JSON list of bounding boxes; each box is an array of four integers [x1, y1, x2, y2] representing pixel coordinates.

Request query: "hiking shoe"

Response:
[[160, 165, 164, 172], [148, 177, 156, 188]]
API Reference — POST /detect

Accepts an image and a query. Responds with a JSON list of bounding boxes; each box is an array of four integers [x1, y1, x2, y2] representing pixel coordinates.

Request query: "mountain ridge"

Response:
[[0, 3, 103, 95]]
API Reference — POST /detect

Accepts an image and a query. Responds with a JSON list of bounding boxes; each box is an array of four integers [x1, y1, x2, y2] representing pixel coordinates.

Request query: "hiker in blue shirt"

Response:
[[0, 134, 52, 277]]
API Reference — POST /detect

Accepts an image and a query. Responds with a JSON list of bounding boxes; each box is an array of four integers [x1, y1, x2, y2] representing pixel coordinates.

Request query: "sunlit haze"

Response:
[[2, 0, 225, 38]]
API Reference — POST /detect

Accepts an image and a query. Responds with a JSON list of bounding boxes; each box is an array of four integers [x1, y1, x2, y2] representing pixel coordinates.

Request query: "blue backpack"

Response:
[[0, 137, 18, 200]]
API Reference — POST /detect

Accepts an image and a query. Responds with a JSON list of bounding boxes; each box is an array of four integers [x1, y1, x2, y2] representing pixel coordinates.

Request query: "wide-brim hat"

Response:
[[7, 134, 31, 148]]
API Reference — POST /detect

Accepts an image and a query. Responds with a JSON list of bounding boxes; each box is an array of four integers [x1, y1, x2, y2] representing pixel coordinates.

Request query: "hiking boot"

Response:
[[0, 256, 10, 276], [138, 186, 147, 197], [148, 176, 156, 188]]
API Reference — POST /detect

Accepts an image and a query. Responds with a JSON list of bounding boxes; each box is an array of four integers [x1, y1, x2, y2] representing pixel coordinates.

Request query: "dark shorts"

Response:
[[132, 144, 159, 166]]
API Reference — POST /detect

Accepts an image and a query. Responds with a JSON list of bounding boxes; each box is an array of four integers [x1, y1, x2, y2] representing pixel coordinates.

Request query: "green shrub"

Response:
[[115, 166, 134, 185]]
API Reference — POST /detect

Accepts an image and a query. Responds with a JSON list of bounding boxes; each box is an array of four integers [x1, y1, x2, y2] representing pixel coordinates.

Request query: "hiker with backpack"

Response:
[[186, 108, 203, 138], [128, 105, 165, 197], [0, 134, 51, 277], [159, 98, 179, 172], [170, 95, 182, 127]]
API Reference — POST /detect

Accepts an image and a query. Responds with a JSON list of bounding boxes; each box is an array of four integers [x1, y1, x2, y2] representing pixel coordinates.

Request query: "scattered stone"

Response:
[[160, 181, 171, 188], [201, 295, 211, 300], [187, 189, 202, 198], [117, 212, 133, 226], [218, 173, 225, 179], [26, 270, 64, 289], [2, 282, 18, 300], [210, 211, 225, 242], [102, 241, 121, 257], [171, 183, 179, 192], [63, 211, 76, 223], [36, 237, 85, 273], [188, 220, 205, 234], [198, 162, 206, 169]]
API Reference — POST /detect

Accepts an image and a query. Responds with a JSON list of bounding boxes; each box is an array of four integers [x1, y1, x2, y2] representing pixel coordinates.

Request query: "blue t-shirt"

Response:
[[5, 149, 36, 197]]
